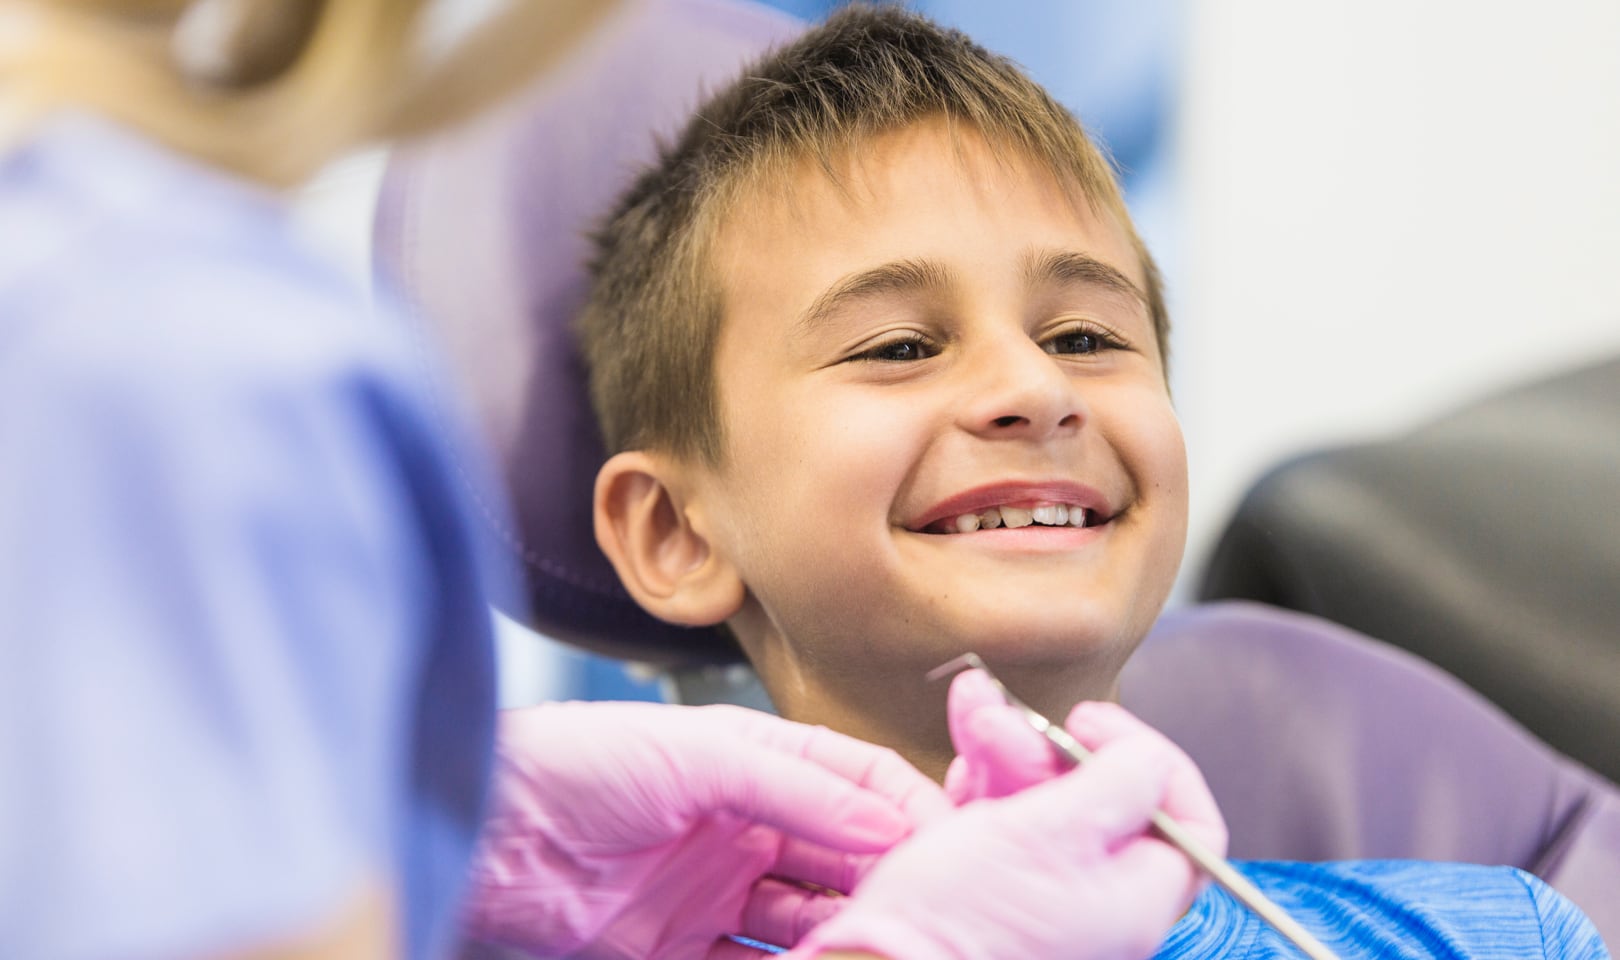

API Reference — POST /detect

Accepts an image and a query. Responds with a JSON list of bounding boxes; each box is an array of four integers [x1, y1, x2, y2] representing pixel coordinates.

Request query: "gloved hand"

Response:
[[460, 700, 951, 959], [786, 670, 1227, 960]]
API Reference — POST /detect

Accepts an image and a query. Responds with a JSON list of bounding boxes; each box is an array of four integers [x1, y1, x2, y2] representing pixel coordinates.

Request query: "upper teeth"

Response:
[[944, 502, 1088, 533]]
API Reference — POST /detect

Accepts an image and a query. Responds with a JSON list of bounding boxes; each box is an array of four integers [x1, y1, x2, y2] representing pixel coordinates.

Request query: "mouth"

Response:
[[904, 483, 1118, 535]]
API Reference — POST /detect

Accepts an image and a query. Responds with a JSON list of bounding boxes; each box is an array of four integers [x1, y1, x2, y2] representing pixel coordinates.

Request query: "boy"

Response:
[[579, 6, 1606, 957]]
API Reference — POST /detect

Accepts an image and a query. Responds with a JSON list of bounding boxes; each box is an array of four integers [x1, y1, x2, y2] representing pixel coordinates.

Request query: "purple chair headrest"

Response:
[[373, 0, 802, 667]]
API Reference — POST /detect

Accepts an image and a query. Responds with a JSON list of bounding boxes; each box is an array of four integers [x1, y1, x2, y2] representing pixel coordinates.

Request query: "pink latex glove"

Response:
[[786, 670, 1228, 960], [461, 701, 950, 959]]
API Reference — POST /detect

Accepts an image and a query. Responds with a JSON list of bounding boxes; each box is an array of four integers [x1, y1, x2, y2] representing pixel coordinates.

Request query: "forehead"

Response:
[[707, 120, 1145, 311]]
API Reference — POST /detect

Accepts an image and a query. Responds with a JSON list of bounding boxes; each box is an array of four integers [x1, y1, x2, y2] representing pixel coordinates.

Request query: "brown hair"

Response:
[[3, 0, 620, 185], [579, 4, 1168, 466]]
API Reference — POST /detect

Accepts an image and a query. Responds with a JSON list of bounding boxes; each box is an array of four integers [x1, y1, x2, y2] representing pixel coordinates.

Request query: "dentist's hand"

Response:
[[460, 701, 950, 960], [787, 670, 1227, 960]]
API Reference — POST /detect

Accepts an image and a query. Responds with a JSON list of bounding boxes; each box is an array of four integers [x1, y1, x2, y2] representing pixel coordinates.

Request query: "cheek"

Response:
[[1111, 397, 1188, 618], [753, 382, 922, 485], [1153, 415, 1189, 512], [713, 386, 893, 569], [1110, 391, 1189, 517], [1144, 412, 1190, 559]]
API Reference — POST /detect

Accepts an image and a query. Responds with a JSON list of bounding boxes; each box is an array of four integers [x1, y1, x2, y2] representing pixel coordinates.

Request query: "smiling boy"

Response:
[[579, 6, 1605, 957], [584, 15, 1182, 780], [600, 115, 1183, 780]]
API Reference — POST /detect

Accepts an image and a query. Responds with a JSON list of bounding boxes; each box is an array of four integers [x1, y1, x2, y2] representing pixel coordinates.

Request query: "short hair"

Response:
[[579, 4, 1167, 465]]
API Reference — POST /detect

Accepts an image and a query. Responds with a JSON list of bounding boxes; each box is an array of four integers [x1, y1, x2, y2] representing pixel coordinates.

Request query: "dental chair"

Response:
[[1198, 355, 1620, 787], [373, 0, 1620, 942]]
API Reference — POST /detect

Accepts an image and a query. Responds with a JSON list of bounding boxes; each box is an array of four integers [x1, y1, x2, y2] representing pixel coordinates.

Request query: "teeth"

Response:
[[1032, 503, 1067, 526], [1000, 505, 1033, 528], [932, 503, 1094, 533]]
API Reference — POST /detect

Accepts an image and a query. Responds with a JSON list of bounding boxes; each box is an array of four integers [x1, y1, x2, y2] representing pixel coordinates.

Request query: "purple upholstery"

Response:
[[373, 0, 802, 666], [1124, 602, 1620, 943], [372, 0, 1620, 944]]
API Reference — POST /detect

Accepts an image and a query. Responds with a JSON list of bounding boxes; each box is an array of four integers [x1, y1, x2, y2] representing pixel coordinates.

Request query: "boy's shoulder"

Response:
[[1156, 860, 1608, 960]]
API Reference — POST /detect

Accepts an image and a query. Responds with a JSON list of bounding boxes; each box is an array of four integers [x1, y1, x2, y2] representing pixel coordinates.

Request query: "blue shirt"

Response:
[[0, 116, 508, 959], [731, 860, 1608, 957], [1158, 860, 1609, 959]]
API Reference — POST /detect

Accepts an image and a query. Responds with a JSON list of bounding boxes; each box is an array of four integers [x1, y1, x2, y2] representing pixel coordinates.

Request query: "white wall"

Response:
[[1173, 0, 1620, 593]]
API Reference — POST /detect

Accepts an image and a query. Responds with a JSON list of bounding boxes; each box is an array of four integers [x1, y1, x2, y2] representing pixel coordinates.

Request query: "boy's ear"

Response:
[[592, 451, 745, 628]]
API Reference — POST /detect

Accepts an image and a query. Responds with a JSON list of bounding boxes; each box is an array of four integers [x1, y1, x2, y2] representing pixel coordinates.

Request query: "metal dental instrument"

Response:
[[928, 653, 1343, 960]]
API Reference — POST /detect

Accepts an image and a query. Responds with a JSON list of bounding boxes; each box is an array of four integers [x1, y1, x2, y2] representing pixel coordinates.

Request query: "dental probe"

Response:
[[927, 653, 1343, 960]]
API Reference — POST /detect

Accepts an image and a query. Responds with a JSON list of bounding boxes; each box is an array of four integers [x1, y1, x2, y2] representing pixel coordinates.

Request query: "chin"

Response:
[[939, 603, 1146, 669]]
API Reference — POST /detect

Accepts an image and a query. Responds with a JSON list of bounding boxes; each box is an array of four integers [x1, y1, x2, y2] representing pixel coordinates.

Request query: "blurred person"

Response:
[[0, 2, 1234, 959]]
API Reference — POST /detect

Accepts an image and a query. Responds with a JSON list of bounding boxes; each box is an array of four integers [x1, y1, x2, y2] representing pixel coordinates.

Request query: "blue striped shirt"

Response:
[[1159, 860, 1608, 959], [736, 859, 1607, 957]]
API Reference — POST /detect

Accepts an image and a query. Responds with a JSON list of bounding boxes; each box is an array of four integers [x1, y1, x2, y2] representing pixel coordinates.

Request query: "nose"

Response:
[[957, 333, 1088, 440]]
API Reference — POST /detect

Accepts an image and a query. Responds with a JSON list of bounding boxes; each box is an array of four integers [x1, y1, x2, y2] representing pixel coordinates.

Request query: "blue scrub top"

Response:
[[0, 116, 511, 959]]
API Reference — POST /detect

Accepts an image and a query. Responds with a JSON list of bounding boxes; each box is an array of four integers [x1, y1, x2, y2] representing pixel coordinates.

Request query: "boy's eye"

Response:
[[852, 335, 936, 362], [1043, 326, 1121, 356]]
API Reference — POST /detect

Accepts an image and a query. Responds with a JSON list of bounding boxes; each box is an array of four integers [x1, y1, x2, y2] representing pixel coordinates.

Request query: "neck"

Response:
[[750, 638, 1125, 783]]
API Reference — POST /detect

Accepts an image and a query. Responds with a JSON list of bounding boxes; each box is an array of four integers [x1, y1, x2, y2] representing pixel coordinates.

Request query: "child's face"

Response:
[[692, 119, 1187, 684]]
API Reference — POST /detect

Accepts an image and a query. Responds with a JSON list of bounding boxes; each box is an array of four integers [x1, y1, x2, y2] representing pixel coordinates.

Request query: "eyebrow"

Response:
[[1020, 249, 1148, 307], [794, 249, 1147, 334], [796, 258, 953, 334]]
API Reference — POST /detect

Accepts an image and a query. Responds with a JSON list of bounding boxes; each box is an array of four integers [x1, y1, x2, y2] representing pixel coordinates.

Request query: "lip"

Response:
[[903, 480, 1114, 532]]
